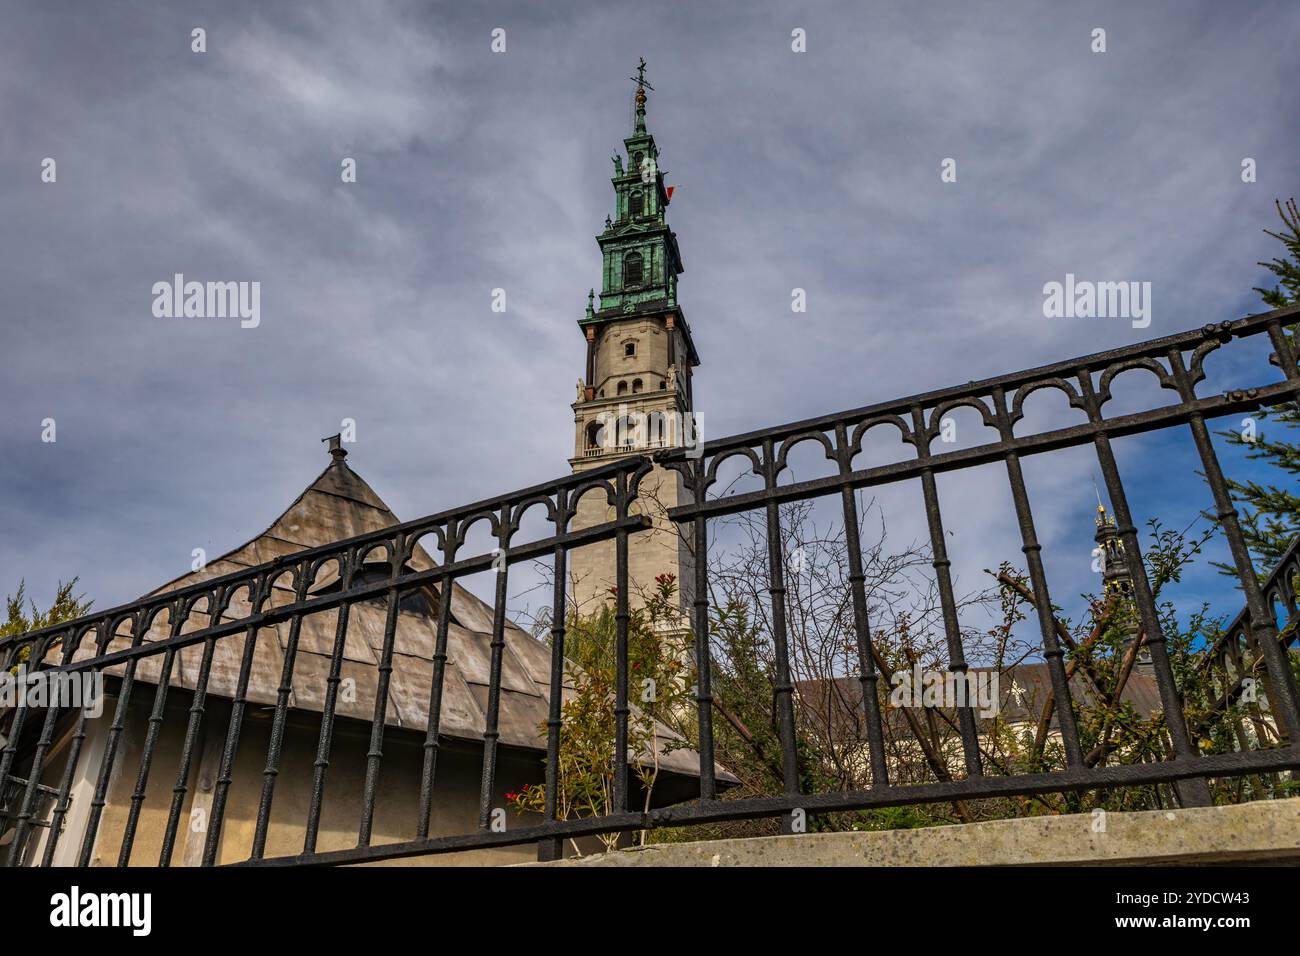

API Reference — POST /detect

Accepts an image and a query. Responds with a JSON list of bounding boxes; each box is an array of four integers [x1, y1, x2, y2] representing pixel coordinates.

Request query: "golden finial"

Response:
[[1093, 477, 1111, 527], [630, 57, 652, 110]]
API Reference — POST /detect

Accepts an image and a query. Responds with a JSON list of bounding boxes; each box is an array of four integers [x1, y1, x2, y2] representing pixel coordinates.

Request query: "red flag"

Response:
[[665, 185, 676, 203]]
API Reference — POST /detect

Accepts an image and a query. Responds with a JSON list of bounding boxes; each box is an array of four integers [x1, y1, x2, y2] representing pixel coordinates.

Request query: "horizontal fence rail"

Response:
[[3, 303, 1300, 866]]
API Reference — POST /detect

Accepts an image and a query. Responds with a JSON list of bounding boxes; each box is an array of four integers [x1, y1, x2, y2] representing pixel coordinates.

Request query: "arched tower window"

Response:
[[586, 420, 605, 450], [623, 251, 643, 287], [646, 411, 670, 447], [632, 378, 643, 393], [617, 380, 628, 395], [629, 190, 644, 217], [615, 415, 640, 448]]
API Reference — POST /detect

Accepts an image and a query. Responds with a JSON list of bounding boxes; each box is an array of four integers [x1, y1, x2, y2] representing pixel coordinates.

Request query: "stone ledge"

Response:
[[524, 798, 1300, 866]]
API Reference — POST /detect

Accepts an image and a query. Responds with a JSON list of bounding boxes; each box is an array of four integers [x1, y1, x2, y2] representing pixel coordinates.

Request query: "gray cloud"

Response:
[[2, 0, 1295, 632]]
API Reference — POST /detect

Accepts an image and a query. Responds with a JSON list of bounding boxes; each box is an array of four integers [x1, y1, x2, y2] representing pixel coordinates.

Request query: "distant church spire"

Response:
[[1094, 501, 1151, 673], [1094, 503, 1128, 596]]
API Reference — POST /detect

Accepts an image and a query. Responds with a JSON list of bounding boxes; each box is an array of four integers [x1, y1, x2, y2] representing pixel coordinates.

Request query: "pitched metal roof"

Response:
[[72, 457, 725, 781]]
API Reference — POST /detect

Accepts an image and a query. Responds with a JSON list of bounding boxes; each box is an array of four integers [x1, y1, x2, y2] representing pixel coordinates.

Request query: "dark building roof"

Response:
[[796, 663, 1164, 744], [59, 454, 730, 783]]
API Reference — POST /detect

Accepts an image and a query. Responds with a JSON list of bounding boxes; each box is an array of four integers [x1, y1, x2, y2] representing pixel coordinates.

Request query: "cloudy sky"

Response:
[[3, 0, 1297, 639]]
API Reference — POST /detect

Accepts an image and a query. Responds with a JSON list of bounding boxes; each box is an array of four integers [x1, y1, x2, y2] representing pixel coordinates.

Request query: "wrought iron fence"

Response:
[[655, 303, 1300, 828], [2, 303, 1299, 866], [0, 776, 58, 866], [1198, 530, 1299, 729]]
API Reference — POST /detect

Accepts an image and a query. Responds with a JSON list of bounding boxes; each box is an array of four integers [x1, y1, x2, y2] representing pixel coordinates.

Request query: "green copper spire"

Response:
[[584, 58, 684, 322]]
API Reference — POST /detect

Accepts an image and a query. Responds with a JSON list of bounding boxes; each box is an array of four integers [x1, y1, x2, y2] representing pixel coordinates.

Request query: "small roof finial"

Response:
[[323, 433, 347, 461]]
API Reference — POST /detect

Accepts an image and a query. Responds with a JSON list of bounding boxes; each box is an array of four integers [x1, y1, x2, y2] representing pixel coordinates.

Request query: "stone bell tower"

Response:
[[567, 60, 702, 616]]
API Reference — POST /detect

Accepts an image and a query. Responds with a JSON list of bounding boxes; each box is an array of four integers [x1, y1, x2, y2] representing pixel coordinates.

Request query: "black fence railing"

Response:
[[1198, 530, 1300, 729], [3, 302, 1300, 866], [0, 776, 58, 866]]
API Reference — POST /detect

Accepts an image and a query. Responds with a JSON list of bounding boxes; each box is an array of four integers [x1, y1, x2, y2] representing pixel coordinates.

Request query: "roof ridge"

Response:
[[146, 460, 389, 597]]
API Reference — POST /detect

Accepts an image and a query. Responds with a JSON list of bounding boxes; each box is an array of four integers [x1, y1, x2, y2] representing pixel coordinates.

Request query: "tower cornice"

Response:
[[577, 304, 701, 368]]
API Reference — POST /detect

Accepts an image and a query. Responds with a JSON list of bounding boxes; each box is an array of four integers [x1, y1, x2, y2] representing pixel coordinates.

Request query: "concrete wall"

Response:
[[28, 692, 557, 866], [528, 798, 1300, 867]]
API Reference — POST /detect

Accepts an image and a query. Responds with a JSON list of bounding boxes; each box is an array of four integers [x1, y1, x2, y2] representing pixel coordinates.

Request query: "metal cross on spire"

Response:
[[630, 57, 653, 92]]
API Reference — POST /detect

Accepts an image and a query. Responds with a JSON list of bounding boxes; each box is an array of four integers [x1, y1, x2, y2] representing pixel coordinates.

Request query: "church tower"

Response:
[[1095, 502, 1153, 674], [568, 61, 701, 615]]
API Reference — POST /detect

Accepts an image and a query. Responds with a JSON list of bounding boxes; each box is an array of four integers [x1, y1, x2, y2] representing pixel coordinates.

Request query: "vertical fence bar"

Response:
[[0, 640, 17, 680], [202, 608, 264, 866], [160, 631, 218, 866], [835, 422, 889, 787], [358, 557, 404, 847], [0, 640, 14, 829], [118, 603, 187, 866], [1079, 371, 1212, 807], [612, 515, 631, 815], [0, 639, 18, 834], [251, 569, 312, 859], [1169, 347, 1300, 742], [305, 552, 357, 854], [1279, 563, 1297, 620], [0, 642, 15, 837], [1268, 317, 1299, 385], [4, 630, 73, 866], [78, 612, 149, 866], [0, 639, 14, 842], [418, 529, 457, 841], [992, 387, 1084, 768], [0, 633, 56, 840], [477, 507, 511, 830], [762, 438, 802, 830], [690, 463, 717, 801], [42, 624, 111, 867], [910, 407, 984, 779], [538, 502, 568, 862]]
